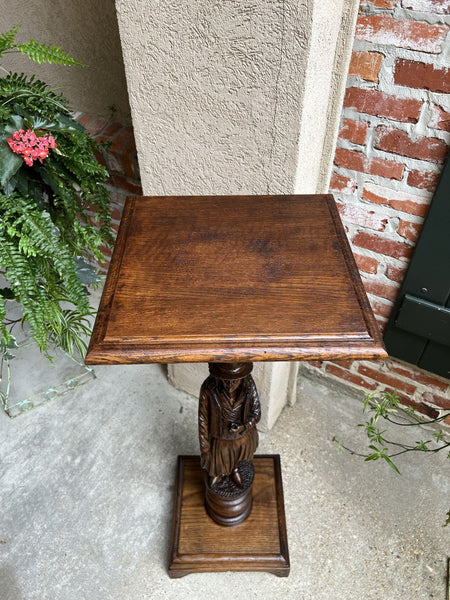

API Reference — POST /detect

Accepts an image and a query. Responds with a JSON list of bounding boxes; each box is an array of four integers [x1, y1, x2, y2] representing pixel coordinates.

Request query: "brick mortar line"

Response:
[[347, 78, 450, 106], [341, 108, 450, 141], [393, 8, 450, 26], [365, 292, 394, 305], [352, 39, 449, 65], [333, 156, 443, 191], [338, 205, 425, 235], [334, 138, 448, 176], [305, 359, 450, 410], [355, 171, 435, 195], [358, 8, 450, 28], [332, 173, 432, 209], [359, 271, 402, 286], [334, 170, 433, 199], [333, 156, 435, 181], [359, 4, 448, 23], [333, 184, 432, 221]]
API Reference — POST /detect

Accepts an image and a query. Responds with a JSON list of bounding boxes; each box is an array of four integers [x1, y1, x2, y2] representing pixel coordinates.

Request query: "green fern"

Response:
[[0, 25, 20, 58], [0, 73, 69, 115], [0, 194, 92, 352], [0, 25, 85, 67], [0, 27, 111, 359], [0, 237, 52, 349], [16, 40, 86, 67], [3, 199, 88, 304]]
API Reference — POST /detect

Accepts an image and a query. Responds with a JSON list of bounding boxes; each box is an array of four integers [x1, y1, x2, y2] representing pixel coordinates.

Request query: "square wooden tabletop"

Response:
[[85, 195, 387, 364]]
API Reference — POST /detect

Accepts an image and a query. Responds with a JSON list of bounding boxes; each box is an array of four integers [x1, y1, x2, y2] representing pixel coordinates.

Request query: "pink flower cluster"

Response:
[[7, 128, 57, 167]]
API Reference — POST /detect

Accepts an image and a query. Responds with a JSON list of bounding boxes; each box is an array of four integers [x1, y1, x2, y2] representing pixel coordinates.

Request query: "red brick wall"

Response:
[[311, 0, 450, 422]]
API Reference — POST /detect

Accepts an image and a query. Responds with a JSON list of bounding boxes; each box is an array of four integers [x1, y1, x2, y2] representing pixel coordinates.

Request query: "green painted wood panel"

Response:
[[384, 156, 450, 380]]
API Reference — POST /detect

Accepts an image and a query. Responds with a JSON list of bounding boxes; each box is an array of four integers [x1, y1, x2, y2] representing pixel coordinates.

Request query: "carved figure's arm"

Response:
[[198, 381, 211, 460], [245, 376, 261, 430]]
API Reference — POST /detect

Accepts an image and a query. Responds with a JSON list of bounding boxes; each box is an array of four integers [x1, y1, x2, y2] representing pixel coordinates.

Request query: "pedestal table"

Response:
[[85, 194, 387, 578]]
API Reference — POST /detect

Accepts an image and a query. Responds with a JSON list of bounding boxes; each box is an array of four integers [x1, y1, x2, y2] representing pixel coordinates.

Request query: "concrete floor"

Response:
[[1, 358, 449, 600]]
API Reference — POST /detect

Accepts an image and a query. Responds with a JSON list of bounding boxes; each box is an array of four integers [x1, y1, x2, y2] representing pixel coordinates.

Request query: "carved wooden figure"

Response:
[[199, 362, 261, 525]]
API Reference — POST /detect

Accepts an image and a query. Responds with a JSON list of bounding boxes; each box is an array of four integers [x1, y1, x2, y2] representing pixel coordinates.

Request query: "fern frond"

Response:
[[0, 236, 50, 349], [0, 72, 47, 96], [16, 40, 86, 67], [0, 193, 93, 352], [0, 25, 20, 58], [0, 73, 70, 116], [1, 196, 89, 307]]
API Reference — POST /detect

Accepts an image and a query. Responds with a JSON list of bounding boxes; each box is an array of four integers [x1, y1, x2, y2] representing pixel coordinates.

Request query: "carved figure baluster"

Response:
[[198, 362, 261, 526]]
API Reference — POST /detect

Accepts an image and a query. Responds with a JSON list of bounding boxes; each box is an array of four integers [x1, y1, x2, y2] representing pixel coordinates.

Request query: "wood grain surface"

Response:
[[86, 195, 387, 364], [168, 455, 289, 577]]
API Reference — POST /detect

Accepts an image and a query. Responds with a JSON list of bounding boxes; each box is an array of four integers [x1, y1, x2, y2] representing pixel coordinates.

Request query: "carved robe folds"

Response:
[[198, 374, 261, 480]]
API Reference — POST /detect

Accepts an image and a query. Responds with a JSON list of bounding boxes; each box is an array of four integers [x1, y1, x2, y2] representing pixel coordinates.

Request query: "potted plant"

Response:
[[0, 26, 113, 407]]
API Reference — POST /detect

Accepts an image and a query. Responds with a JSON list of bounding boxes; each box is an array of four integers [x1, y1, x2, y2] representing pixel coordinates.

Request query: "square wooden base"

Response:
[[168, 454, 289, 578]]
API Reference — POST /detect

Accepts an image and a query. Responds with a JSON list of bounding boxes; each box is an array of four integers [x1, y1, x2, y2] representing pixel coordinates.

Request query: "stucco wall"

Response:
[[1, 0, 130, 122], [115, 0, 313, 195]]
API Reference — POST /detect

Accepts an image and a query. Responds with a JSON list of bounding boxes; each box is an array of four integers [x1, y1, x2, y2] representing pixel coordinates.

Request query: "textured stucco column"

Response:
[[115, 0, 358, 430]]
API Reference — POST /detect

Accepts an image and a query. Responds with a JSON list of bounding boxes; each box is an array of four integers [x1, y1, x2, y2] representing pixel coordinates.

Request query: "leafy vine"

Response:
[[334, 389, 450, 527]]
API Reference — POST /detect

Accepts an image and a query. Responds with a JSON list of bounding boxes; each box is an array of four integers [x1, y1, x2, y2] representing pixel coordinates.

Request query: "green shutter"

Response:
[[384, 156, 450, 380]]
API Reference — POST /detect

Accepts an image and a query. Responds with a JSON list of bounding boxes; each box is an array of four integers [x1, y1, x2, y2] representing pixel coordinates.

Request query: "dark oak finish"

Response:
[[199, 362, 261, 526], [85, 195, 387, 578], [168, 455, 289, 578], [85, 195, 387, 365]]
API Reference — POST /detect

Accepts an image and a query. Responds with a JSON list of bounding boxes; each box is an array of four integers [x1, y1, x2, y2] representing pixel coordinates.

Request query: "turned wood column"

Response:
[[199, 362, 261, 526]]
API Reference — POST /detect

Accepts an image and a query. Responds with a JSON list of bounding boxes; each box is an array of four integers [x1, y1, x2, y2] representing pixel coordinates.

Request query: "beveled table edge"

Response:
[[85, 342, 387, 365]]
